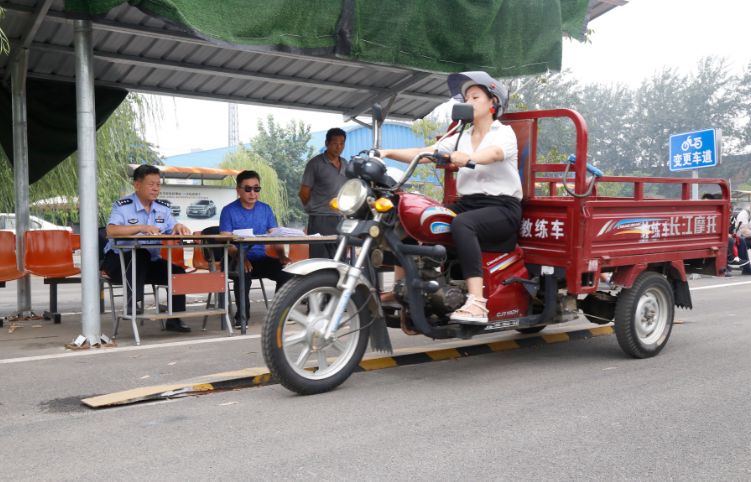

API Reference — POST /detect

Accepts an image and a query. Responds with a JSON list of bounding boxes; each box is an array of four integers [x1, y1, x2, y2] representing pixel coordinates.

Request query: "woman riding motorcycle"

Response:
[[379, 71, 523, 324]]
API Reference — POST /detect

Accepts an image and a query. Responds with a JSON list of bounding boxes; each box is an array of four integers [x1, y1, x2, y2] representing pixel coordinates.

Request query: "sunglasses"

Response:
[[241, 186, 262, 193]]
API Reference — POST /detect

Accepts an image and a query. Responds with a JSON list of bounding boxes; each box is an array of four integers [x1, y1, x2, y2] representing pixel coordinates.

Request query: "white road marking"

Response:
[[691, 280, 751, 291], [0, 334, 260, 365]]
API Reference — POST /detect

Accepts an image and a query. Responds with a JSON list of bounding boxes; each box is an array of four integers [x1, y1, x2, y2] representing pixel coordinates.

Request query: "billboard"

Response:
[[159, 184, 238, 233]]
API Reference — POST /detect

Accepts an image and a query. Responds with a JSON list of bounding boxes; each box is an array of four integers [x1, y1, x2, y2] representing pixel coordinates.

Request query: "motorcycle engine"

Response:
[[426, 285, 465, 316], [392, 266, 466, 318]]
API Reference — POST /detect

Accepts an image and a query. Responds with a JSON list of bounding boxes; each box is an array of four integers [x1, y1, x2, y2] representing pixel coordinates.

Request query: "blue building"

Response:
[[162, 144, 249, 168], [163, 123, 425, 169]]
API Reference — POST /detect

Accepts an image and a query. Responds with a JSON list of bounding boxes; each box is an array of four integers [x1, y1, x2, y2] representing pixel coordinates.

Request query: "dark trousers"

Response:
[[307, 214, 341, 258], [233, 256, 292, 321], [448, 194, 522, 279], [103, 250, 186, 312]]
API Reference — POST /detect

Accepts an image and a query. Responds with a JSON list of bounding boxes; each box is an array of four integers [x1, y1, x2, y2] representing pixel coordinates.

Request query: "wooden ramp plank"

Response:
[[82, 367, 270, 408]]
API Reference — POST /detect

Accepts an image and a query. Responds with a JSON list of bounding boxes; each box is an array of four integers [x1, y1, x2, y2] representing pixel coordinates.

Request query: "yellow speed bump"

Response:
[[83, 326, 614, 408]]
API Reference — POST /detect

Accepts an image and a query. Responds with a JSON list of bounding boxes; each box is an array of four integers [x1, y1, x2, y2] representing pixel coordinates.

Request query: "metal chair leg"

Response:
[[258, 278, 269, 308]]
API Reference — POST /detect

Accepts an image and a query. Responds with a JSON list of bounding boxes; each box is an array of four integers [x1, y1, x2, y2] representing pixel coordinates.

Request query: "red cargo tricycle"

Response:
[[262, 105, 730, 395]]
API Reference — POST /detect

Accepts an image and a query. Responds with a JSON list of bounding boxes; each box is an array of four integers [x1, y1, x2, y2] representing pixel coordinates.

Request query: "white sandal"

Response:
[[450, 295, 489, 325]]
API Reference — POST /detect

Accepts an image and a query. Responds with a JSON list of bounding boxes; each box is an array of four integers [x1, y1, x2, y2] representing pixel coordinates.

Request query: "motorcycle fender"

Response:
[[284, 258, 383, 318]]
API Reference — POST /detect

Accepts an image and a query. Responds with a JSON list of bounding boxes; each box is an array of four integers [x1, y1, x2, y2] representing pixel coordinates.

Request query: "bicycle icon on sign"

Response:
[[681, 135, 702, 151]]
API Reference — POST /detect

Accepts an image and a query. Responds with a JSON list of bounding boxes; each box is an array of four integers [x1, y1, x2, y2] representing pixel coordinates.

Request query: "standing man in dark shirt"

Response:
[[299, 127, 348, 258]]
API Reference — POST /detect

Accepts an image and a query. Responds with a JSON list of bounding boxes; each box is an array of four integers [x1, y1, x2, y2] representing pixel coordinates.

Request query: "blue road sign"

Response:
[[669, 128, 718, 172]]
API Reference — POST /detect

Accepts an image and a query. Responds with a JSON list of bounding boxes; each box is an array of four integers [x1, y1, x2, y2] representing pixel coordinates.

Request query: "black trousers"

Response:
[[233, 256, 292, 321], [102, 250, 186, 312], [307, 214, 341, 258], [447, 194, 522, 279]]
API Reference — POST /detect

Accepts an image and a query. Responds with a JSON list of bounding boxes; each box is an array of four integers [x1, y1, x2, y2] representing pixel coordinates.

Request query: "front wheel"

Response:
[[614, 271, 674, 358], [262, 270, 371, 395]]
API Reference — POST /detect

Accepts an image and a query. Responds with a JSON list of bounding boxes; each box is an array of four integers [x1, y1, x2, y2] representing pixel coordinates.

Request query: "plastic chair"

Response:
[[23, 230, 81, 322], [200, 226, 269, 329], [153, 239, 196, 310], [0, 231, 27, 287], [194, 231, 235, 329], [160, 241, 193, 271], [265, 242, 309, 263], [191, 231, 212, 271], [202, 226, 268, 307], [287, 243, 309, 263]]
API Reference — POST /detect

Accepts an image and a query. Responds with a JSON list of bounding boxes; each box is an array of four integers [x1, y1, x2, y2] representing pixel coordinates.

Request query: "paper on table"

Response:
[[233, 229, 254, 237], [269, 227, 306, 237]]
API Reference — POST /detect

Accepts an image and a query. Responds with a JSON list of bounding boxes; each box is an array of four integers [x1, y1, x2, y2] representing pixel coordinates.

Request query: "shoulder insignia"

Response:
[[115, 198, 133, 206], [154, 199, 171, 207]]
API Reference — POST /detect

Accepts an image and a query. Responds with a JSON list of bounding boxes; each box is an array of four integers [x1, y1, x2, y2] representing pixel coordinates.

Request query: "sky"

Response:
[[142, 0, 751, 158]]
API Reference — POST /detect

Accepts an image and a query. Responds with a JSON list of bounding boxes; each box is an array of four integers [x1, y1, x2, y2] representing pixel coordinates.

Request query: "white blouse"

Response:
[[435, 120, 522, 200]]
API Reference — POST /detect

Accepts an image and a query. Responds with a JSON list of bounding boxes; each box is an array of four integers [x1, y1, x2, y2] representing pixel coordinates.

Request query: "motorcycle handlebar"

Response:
[[426, 152, 475, 169]]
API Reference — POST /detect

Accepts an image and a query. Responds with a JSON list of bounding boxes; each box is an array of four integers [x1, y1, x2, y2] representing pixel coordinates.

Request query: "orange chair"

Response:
[[191, 231, 221, 272], [24, 230, 80, 322], [0, 231, 27, 288], [153, 239, 197, 312], [264, 242, 309, 263], [287, 243, 309, 263], [160, 240, 191, 271], [192, 231, 236, 329]]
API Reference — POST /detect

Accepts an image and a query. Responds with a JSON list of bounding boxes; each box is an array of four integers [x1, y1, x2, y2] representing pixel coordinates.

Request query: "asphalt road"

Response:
[[2, 276, 750, 481]]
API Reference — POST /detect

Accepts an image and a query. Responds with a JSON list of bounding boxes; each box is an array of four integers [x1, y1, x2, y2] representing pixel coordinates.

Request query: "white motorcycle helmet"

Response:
[[447, 71, 509, 119]]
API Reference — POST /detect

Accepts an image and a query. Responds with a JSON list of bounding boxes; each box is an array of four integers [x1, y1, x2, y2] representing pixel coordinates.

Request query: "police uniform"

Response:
[[102, 193, 187, 316]]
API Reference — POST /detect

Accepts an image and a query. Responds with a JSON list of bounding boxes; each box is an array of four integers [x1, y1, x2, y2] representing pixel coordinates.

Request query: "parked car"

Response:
[[0, 213, 72, 232], [186, 199, 216, 218], [170, 204, 181, 217]]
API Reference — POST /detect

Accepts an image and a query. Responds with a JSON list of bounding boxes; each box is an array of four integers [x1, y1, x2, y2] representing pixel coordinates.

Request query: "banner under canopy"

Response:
[[0, 78, 128, 183]]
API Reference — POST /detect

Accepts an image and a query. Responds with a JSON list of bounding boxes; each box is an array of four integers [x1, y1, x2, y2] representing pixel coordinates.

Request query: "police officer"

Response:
[[102, 164, 193, 333]]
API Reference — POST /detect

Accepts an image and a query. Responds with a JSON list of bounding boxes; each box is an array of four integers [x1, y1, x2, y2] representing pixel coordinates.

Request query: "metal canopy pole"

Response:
[[10, 50, 31, 314], [73, 19, 102, 346]]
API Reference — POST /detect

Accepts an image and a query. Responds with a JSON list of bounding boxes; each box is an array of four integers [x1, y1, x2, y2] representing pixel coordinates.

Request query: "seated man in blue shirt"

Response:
[[102, 164, 193, 333], [220, 170, 292, 326]]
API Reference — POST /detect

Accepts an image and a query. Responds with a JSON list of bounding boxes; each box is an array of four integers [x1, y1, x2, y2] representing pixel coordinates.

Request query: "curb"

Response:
[[82, 325, 613, 408]]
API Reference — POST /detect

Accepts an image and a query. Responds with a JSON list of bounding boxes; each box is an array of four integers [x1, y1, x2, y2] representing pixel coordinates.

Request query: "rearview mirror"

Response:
[[451, 103, 474, 123], [372, 103, 385, 125]]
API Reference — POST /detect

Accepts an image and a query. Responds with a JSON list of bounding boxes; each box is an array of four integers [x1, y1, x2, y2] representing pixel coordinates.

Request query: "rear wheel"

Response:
[[614, 271, 674, 358], [262, 270, 371, 395]]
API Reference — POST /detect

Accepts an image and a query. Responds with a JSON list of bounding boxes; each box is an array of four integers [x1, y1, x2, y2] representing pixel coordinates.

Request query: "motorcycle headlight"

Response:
[[336, 179, 369, 216]]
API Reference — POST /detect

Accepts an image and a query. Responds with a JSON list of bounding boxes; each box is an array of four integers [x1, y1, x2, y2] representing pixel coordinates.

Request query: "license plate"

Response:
[[339, 220, 359, 234]]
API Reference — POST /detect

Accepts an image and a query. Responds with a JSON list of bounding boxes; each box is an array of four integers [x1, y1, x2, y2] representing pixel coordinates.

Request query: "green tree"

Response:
[[629, 57, 743, 182], [410, 115, 449, 200], [511, 57, 748, 193], [0, 93, 161, 225], [217, 146, 289, 223], [247, 115, 314, 224], [576, 82, 634, 174], [735, 60, 751, 148], [512, 71, 583, 163]]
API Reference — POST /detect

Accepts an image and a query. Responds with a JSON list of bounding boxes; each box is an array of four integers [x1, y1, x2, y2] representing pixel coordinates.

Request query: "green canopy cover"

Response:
[[65, 0, 590, 77]]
